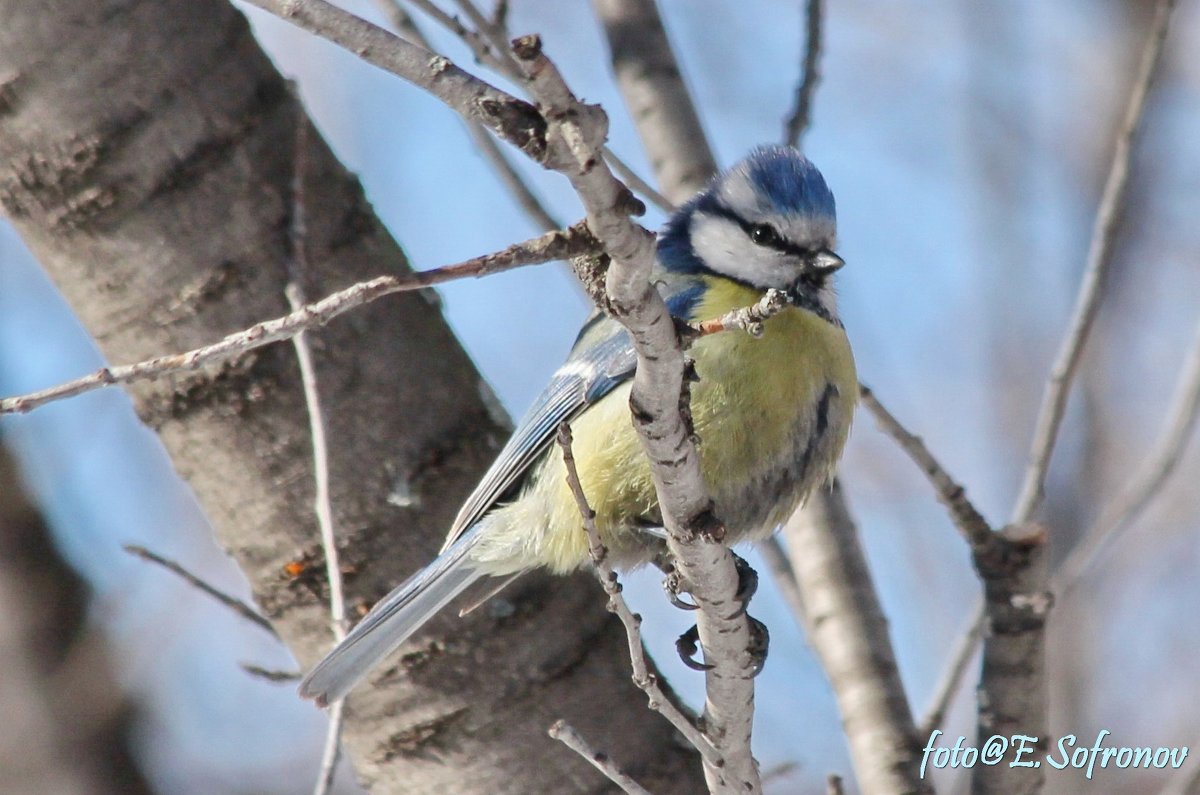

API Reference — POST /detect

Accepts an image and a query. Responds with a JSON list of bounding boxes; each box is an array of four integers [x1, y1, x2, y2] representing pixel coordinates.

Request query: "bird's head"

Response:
[[659, 145, 843, 317]]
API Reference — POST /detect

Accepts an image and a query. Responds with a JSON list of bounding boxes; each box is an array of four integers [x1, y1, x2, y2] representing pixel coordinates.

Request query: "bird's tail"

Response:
[[299, 530, 483, 706]]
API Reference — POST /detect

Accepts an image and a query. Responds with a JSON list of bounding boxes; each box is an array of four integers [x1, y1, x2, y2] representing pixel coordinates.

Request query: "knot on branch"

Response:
[[568, 251, 613, 312], [509, 33, 542, 60], [613, 183, 646, 218], [974, 522, 1045, 580], [680, 357, 698, 442], [476, 97, 547, 162]]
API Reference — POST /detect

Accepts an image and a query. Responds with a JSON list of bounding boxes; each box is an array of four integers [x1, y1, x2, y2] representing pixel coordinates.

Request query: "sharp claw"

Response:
[[676, 625, 713, 671], [662, 568, 699, 611], [747, 615, 770, 677], [729, 552, 759, 619]]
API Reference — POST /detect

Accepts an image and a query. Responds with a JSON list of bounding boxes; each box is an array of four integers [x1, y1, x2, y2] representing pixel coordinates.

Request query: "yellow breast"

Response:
[[478, 277, 857, 575]]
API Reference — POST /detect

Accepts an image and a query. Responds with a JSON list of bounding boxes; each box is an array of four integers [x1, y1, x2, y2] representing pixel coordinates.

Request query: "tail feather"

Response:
[[299, 532, 482, 706]]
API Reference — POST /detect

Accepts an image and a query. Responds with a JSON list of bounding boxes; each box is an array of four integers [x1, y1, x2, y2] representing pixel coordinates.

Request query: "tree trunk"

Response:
[[0, 1, 704, 792]]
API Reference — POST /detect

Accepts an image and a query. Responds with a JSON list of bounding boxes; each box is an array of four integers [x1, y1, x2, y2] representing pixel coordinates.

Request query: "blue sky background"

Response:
[[2, 1, 1198, 792]]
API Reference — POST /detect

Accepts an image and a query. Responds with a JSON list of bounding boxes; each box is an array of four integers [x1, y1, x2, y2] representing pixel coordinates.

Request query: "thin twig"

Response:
[[548, 720, 655, 795], [376, 1, 562, 232], [825, 774, 845, 795], [386, 0, 674, 228], [784, 0, 824, 148], [555, 424, 720, 765], [241, 664, 302, 682], [451, 0, 523, 76], [490, 0, 507, 31], [691, 289, 789, 338], [123, 545, 277, 638], [404, 0, 514, 77], [1011, 0, 1176, 525], [859, 384, 995, 550], [314, 700, 344, 795], [922, 318, 1199, 734], [243, 0, 550, 159], [288, 112, 347, 795], [394, 1, 663, 232], [918, 599, 984, 736], [919, 6, 1178, 757], [0, 223, 600, 415], [1055, 318, 1200, 593]]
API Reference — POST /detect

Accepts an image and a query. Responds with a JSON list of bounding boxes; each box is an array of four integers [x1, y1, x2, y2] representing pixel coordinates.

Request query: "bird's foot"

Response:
[[729, 551, 759, 618], [675, 624, 712, 671], [675, 615, 771, 676], [661, 564, 699, 611]]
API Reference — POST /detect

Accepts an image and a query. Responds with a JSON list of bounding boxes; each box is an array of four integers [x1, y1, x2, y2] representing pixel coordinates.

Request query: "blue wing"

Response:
[[439, 280, 704, 552]]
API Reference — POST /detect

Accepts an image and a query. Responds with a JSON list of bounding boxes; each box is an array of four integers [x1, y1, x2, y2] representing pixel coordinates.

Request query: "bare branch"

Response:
[[123, 545, 277, 638], [590, 0, 717, 202], [556, 424, 720, 765], [241, 664, 302, 682], [909, 7, 1179, 756], [782, 484, 932, 795], [1011, 0, 1177, 525], [1055, 318, 1200, 593], [377, 0, 562, 232], [548, 720, 655, 795], [922, 319, 1199, 737], [972, 9, 1175, 790], [783, 0, 824, 148], [859, 385, 995, 549], [490, 0, 508, 32], [451, 0, 523, 76], [691, 289, 789, 338], [0, 224, 600, 415], [286, 118, 347, 795], [506, 36, 758, 790], [971, 525, 1049, 795], [399, 0, 669, 227], [241, 0, 552, 159], [403, 0, 516, 77]]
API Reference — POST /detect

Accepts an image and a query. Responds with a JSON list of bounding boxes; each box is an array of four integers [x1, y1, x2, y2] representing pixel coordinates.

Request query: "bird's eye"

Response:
[[749, 224, 781, 247]]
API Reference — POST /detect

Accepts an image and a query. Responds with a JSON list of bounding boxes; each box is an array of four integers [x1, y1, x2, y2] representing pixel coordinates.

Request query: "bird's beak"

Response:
[[811, 249, 845, 273]]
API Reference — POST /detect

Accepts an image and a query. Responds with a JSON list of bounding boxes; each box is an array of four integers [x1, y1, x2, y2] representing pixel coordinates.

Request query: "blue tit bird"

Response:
[[300, 145, 857, 706]]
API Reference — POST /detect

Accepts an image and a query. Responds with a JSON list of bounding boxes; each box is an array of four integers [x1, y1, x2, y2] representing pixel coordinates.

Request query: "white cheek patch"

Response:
[[690, 213, 791, 288]]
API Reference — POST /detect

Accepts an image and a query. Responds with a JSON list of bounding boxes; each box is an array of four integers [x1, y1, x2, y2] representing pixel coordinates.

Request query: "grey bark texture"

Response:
[[0, 1, 704, 792]]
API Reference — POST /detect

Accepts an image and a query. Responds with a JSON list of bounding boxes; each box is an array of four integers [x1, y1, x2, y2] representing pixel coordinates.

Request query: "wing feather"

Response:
[[438, 279, 704, 553], [439, 313, 636, 551]]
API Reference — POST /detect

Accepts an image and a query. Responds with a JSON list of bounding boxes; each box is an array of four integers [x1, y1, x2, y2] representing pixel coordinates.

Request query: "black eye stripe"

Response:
[[704, 203, 815, 259]]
